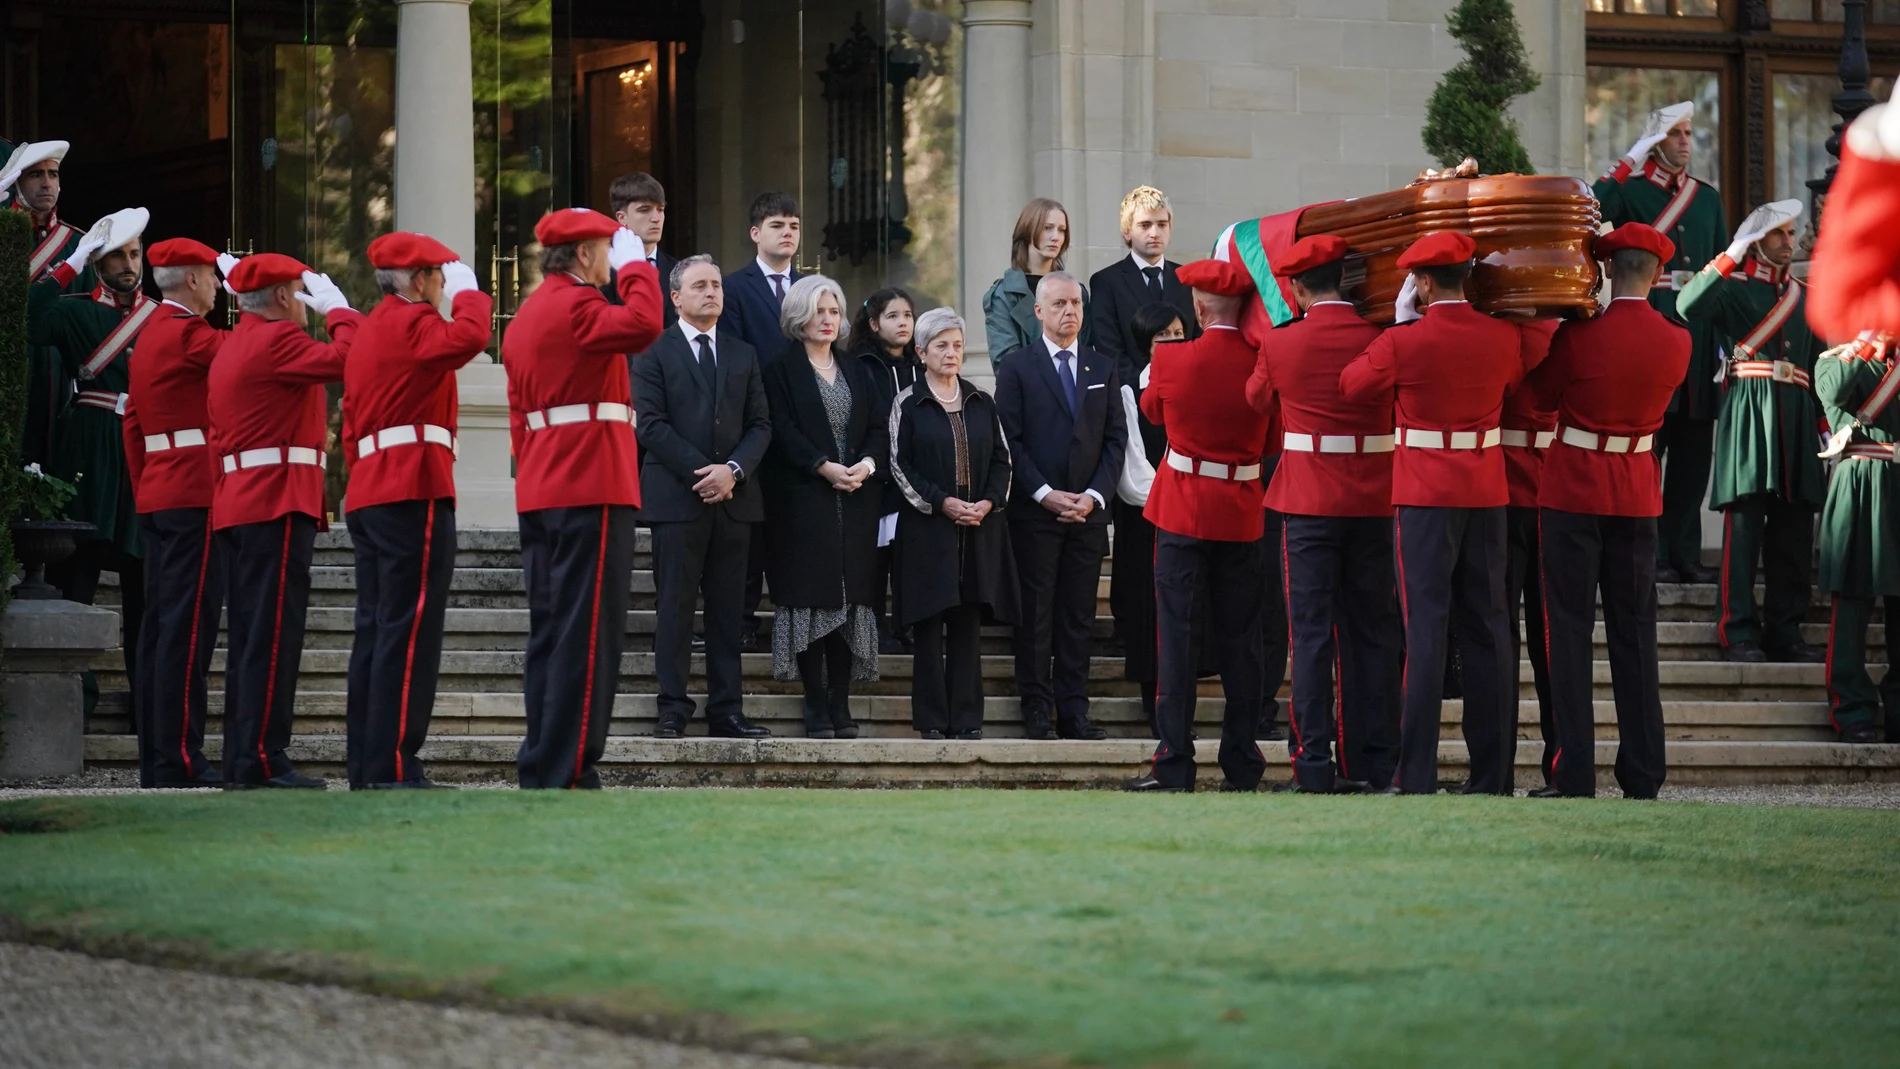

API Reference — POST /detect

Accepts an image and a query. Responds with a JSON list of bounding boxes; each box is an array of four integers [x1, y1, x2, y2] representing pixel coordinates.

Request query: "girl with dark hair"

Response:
[[1109, 302, 1188, 737], [853, 287, 921, 653]]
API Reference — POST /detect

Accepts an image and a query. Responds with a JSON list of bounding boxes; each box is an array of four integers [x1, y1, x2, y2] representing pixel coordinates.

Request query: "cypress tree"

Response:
[[1421, 0, 1541, 175]]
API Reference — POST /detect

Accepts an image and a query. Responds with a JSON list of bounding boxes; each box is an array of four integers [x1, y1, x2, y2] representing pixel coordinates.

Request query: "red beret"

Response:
[[145, 238, 220, 268], [1275, 235, 1349, 278], [225, 252, 310, 294], [1594, 222, 1675, 264], [1175, 258, 1255, 297], [534, 207, 620, 248], [367, 231, 458, 269], [1396, 231, 1477, 270]]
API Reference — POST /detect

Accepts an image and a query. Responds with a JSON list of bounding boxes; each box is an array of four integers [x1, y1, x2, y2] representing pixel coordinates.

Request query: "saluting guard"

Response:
[[504, 208, 663, 789], [1339, 231, 1555, 795], [1124, 257, 1272, 794], [1678, 200, 1828, 664], [1814, 332, 1900, 745], [1593, 102, 1728, 584], [210, 254, 364, 789], [1, 140, 89, 467], [1244, 235, 1399, 793], [341, 232, 493, 789], [1524, 224, 1690, 799], [122, 238, 236, 788]]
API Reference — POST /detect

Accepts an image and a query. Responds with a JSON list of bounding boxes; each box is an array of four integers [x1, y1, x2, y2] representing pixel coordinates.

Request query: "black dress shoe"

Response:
[[738, 628, 760, 653], [266, 771, 328, 789], [709, 716, 770, 738], [1721, 640, 1769, 663], [1375, 785, 1403, 795], [1526, 785, 1564, 798], [1268, 779, 1300, 793], [1256, 723, 1286, 742], [1677, 561, 1718, 584], [367, 779, 452, 790], [1217, 779, 1256, 793], [1653, 561, 1682, 584], [690, 635, 707, 653], [1057, 716, 1107, 741], [1841, 723, 1880, 744], [919, 729, 946, 740], [1122, 775, 1187, 793], [221, 781, 265, 791], [1765, 640, 1826, 663], [955, 729, 983, 741], [1333, 779, 1371, 795], [653, 720, 685, 739], [1021, 712, 1057, 741], [877, 630, 906, 655], [806, 727, 837, 740], [833, 722, 861, 739]]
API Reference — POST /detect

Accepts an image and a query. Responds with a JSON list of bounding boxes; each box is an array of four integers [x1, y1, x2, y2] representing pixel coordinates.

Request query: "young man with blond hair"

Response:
[[1089, 185, 1198, 385]]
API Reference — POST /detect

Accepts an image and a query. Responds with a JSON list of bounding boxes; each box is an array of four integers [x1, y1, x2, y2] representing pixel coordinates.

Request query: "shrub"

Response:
[[1422, 0, 1542, 176]]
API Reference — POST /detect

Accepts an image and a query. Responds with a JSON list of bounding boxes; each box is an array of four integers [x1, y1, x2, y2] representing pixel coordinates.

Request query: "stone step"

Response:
[[82, 689, 1844, 743], [79, 733, 1900, 788]]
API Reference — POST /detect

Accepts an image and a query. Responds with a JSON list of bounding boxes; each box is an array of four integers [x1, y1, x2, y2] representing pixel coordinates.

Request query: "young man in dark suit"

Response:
[[605, 171, 678, 328], [720, 191, 806, 648], [633, 254, 775, 739], [994, 272, 1128, 741], [1087, 185, 1198, 388]]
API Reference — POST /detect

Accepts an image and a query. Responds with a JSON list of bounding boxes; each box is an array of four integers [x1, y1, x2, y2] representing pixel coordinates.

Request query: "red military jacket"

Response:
[[1246, 301, 1390, 517], [1141, 325, 1271, 542], [1338, 301, 1550, 509], [503, 266, 662, 512], [1499, 320, 1561, 508], [123, 301, 225, 513], [341, 290, 495, 511], [1809, 135, 1900, 342], [1522, 298, 1690, 517], [207, 309, 364, 530]]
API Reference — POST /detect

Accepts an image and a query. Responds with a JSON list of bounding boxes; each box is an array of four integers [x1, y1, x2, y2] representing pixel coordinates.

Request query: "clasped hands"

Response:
[[942, 496, 993, 527], [1040, 489, 1096, 524], [691, 463, 737, 503], [818, 459, 874, 493]]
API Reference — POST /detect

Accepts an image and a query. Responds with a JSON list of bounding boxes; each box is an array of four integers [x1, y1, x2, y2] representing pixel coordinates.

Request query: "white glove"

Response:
[[1138, 360, 1152, 391], [61, 219, 111, 273], [217, 253, 240, 295], [1623, 111, 1676, 168], [294, 270, 352, 315], [1726, 203, 1784, 262], [440, 260, 480, 301], [608, 228, 647, 271], [1393, 273, 1422, 324]]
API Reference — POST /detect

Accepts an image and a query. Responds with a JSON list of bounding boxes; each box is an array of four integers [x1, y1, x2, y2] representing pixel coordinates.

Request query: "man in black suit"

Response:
[[604, 171, 678, 328], [995, 272, 1127, 741], [1087, 185, 1198, 387], [633, 254, 774, 739]]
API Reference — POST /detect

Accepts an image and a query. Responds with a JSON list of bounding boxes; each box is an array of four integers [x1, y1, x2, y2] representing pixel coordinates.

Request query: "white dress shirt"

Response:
[[756, 257, 793, 300]]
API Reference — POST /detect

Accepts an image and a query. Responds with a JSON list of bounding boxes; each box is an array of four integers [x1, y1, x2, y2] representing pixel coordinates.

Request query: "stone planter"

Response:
[[0, 598, 119, 782], [9, 519, 95, 600]]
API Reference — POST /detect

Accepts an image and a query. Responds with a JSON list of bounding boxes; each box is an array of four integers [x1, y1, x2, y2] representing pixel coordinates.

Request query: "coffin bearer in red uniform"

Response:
[[1339, 231, 1553, 795], [1498, 302, 1559, 790], [340, 233, 493, 790], [1124, 258, 1272, 794], [1, 140, 89, 467], [1522, 224, 1690, 799], [121, 238, 236, 788], [504, 208, 663, 789], [1244, 235, 1398, 793], [209, 254, 364, 789]]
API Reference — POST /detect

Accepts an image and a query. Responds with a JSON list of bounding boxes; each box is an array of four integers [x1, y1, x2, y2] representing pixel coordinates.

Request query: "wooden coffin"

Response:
[[1296, 174, 1603, 325]]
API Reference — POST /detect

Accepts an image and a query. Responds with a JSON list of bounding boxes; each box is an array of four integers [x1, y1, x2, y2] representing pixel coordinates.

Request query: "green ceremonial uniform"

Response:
[[1594, 156, 1728, 570], [4, 134, 95, 466], [1677, 255, 1827, 653], [1814, 339, 1900, 736]]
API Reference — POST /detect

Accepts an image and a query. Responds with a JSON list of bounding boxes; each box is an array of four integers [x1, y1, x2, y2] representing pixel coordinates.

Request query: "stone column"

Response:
[[960, 0, 1033, 377], [394, 0, 513, 527]]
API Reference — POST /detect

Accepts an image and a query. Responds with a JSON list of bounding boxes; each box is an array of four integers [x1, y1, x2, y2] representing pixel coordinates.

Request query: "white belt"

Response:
[[144, 428, 207, 452], [220, 446, 327, 473], [1282, 432, 1395, 454], [1499, 428, 1557, 449], [1650, 269, 1693, 292], [1397, 427, 1502, 450], [1165, 448, 1261, 482], [1558, 425, 1654, 453], [357, 423, 459, 459], [75, 389, 128, 415], [524, 401, 634, 431], [1728, 360, 1811, 388]]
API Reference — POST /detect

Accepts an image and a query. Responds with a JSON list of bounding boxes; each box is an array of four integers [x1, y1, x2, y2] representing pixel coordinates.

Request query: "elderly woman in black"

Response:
[[762, 274, 888, 739], [889, 307, 1017, 740]]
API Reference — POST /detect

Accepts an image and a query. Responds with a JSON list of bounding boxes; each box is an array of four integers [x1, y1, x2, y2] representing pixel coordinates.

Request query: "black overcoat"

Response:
[[889, 379, 1019, 627], [760, 345, 890, 610]]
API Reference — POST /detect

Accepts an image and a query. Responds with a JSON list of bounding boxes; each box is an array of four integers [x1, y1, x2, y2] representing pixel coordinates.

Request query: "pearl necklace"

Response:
[[927, 377, 960, 405]]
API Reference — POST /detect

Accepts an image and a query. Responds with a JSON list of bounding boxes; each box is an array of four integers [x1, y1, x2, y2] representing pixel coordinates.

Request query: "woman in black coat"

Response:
[[889, 306, 1018, 740], [762, 275, 889, 738], [850, 286, 921, 653]]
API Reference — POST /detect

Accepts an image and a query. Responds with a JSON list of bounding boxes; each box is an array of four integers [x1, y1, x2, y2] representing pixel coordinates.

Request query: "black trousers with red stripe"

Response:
[[1394, 505, 1515, 795], [1150, 529, 1268, 792], [1281, 514, 1402, 791], [345, 499, 456, 788], [1538, 508, 1665, 798], [219, 513, 318, 785], [518, 504, 637, 789], [135, 508, 223, 786], [1505, 505, 1554, 784]]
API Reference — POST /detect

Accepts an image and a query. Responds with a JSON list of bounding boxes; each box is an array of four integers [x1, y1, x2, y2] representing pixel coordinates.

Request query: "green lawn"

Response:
[[1, 790, 1895, 1068]]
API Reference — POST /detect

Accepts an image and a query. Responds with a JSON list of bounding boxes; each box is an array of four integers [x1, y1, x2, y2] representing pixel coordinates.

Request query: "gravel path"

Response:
[[0, 941, 832, 1069], [3, 767, 1899, 807]]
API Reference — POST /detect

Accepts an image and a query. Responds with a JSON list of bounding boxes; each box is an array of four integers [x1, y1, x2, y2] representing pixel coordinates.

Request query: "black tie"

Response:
[[770, 274, 786, 304], [1143, 266, 1163, 300], [694, 334, 716, 389]]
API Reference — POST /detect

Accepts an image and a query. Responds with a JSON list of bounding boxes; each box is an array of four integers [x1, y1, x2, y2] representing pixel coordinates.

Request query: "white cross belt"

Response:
[[1165, 448, 1261, 482], [523, 401, 634, 431], [1397, 427, 1502, 450], [1499, 428, 1557, 449], [1282, 432, 1395, 454], [144, 428, 207, 452], [1558, 425, 1654, 453], [357, 423, 459, 459], [220, 446, 327, 473]]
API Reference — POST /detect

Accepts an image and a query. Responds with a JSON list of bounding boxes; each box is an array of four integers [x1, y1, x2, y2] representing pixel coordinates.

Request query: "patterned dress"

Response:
[[771, 370, 881, 681]]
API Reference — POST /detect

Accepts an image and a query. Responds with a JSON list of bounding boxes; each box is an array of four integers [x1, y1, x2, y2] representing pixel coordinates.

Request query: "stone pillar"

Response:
[[960, 0, 1033, 377], [0, 600, 119, 782]]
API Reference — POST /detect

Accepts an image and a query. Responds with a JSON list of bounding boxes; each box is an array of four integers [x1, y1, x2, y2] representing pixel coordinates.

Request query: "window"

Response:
[[1588, 0, 1719, 15], [1586, 66, 1723, 183], [1773, 70, 1897, 202]]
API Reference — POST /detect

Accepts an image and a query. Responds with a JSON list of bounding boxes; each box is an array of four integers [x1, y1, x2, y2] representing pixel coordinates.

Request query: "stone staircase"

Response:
[[82, 528, 1900, 788]]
